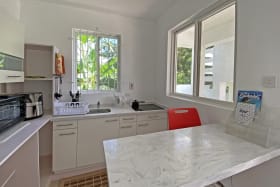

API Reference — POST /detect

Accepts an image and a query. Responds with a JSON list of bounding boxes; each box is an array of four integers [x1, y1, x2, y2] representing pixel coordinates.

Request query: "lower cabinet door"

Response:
[[77, 118, 119, 167], [0, 133, 40, 187], [137, 119, 167, 135], [119, 122, 136, 138], [53, 129, 77, 171]]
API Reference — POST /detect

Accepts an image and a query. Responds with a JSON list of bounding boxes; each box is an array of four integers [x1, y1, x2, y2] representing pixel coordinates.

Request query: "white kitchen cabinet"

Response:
[[119, 122, 137, 137], [0, 12, 24, 58], [231, 156, 280, 187], [0, 70, 24, 83], [0, 133, 40, 187], [77, 117, 119, 167], [52, 112, 167, 172], [52, 121, 77, 172], [136, 112, 168, 135], [53, 120, 77, 130], [119, 115, 137, 138], [137, 119, 167, 135]]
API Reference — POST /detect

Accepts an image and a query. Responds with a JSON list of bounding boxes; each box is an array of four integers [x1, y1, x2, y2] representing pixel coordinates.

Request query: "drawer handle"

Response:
[[105, 119, 118, 123], [138, 123, 149, 127], [56, 124, 73, 127], [120, 125, 133, 129], [59, 132, 76, 136], [7, 75, 22, 78], [122, 118, 135, 121]]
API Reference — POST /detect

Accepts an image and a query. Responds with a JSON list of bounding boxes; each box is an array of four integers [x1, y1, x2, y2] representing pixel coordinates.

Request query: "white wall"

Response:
[[20, 1, 157, 156], [0, 0, 21, 20], [20, 1, 157, 103], [236, 0, 280, 108], [156, 0, 231, 124], [156, 0, 280, 124]]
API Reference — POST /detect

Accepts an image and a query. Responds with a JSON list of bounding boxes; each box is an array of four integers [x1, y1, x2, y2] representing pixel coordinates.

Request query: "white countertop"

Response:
[[52, 104, 167, 121], [0, 114, 51, 167], [103, 124, 280, 187], [0, 104, 167, 167]]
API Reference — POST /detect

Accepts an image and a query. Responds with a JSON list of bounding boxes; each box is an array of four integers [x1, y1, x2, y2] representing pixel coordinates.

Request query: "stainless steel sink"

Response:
[[87, 108, 111, 114]]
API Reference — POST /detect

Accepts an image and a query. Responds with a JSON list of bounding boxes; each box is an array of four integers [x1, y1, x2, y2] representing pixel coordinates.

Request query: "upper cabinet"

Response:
[[0, 12, 24, 59], [0, 54, 24, 83], [0, 12, 24, 83]]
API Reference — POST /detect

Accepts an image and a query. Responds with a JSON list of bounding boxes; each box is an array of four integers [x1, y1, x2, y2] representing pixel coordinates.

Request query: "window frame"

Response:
[[168, 0, 237, 105], [72, 28, 121, 93]]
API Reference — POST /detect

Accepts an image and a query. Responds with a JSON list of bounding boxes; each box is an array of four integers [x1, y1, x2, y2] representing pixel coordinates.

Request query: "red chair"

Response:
[[168, 108, 201, 130]]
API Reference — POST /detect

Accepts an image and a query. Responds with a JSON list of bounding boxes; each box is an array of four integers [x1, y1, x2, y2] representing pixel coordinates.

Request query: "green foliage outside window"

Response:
[[76, 32, 119, 91], [176, 47, 192, 84]]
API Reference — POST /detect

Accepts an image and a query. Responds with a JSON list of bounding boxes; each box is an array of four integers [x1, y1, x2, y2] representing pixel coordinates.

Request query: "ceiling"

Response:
[[37, 0, 177, 21]]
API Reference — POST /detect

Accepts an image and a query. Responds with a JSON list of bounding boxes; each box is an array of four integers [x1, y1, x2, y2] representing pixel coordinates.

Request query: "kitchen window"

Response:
[[72, 29, 120, 92], [168, 0, 236, 103]]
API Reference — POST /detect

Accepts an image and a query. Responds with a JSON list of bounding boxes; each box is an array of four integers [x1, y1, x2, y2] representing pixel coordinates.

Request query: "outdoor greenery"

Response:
[[176, 47, 192, 84], [76, 32, 119, 91]]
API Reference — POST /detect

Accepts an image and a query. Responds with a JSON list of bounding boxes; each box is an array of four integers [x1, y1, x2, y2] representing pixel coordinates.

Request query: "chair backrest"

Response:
[[168, 108, 201, 130]]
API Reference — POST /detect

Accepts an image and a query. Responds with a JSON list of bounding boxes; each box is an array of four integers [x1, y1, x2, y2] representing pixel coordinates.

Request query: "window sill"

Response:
[[167, 94, 235, 111], [80, 90, 119, 95]]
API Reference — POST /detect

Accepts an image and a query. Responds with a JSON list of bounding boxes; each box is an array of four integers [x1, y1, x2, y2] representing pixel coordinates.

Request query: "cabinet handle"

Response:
[[122, 118, 135, 121], [56, 124, 73, 127], [138, 123, 149, 127], [7, 75, 22, 78], [105, 119, 118, 123], [59, 132, 75, 136], [120, 125, 133, 129]]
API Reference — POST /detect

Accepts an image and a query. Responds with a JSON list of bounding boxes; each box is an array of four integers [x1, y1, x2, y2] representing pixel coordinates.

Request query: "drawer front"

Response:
[[120, 115, 136, 124], [100, 117, 119, 124], [137, 112, 167, 121], [53, 120, 77, 130], [119, 122, 136, 138], [136, 121, 152, 135], [137, 119, 167, 135]]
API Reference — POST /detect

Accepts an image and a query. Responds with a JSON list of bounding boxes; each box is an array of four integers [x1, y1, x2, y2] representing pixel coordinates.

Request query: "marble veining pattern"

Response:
[[103, 124, 280, 187]]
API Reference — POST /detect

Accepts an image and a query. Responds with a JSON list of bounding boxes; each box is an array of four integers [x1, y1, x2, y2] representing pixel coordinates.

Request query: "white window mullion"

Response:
[[193, 21, 202, 97], [96, 36, 100, 91], [79, 30, 83, 91]]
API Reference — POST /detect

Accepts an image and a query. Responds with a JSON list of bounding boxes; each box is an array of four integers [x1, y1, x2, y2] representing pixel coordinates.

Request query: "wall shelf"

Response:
[[23, 43, 59, 112]]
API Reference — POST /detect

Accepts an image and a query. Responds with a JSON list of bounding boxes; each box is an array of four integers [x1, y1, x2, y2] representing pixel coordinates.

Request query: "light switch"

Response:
[[262, 76, 277, 88]]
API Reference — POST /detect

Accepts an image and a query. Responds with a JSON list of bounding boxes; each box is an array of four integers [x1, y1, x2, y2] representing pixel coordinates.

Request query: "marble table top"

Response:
[[103, 124, 280, 187]]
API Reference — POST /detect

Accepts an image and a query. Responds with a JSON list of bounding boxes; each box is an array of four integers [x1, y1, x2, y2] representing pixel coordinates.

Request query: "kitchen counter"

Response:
[[0, 114, 51, 167], [0, 104, 167, 167], [103, 124, 280, 187], [52, 104, 167, 122]]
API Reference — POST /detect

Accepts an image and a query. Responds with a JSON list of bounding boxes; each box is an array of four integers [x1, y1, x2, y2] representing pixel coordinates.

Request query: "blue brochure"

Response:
[[237, 90, 263, 112]]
